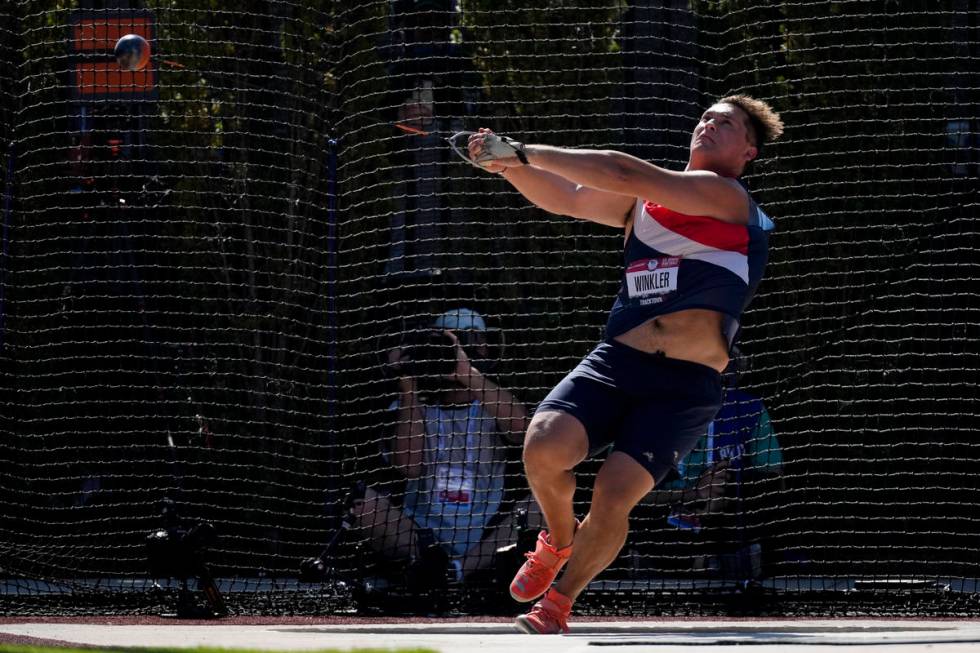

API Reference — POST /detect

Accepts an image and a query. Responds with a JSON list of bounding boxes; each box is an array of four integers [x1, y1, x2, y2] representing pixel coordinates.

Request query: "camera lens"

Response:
[[402, 330, 458, 379]]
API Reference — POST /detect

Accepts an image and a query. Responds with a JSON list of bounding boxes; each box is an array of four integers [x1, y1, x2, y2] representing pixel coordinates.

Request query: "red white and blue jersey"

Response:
[[605, 194, 774, 346]]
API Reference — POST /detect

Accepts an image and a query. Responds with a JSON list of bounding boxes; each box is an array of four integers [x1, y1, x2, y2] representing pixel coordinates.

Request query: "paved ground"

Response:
[[4, 618, 980, 652]]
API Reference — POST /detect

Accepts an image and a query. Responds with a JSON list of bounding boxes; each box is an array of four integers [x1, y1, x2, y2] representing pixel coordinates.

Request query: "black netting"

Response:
[[1, 0, 978, 617]]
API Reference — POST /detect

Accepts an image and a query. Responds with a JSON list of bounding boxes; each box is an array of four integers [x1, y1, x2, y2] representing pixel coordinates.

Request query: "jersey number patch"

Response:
[[626, 257, 679, 304]]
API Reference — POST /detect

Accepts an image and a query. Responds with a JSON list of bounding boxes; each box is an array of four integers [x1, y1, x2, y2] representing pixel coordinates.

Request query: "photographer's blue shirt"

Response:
[[606, 196, 774, 346], [673, 389, 782, 481], [391, 399, 505, 557], [665, 388, 783, 531]]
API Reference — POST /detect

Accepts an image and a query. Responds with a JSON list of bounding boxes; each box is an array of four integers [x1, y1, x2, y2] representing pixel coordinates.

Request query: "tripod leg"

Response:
[[197, 565, 228, 617]]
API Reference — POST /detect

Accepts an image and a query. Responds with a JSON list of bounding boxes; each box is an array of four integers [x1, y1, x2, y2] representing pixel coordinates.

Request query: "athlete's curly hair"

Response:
[[717, 94, 784, 152]]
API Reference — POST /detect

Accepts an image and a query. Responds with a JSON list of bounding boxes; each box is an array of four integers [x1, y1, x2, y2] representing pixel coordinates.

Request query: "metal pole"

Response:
[[326, 138, 338, 425], [0, 141, 15, 352]]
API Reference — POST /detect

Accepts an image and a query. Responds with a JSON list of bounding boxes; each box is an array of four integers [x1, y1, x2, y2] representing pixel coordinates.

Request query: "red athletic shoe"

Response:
[[509, 530, 573, 602], [514, 588, 573, 634]]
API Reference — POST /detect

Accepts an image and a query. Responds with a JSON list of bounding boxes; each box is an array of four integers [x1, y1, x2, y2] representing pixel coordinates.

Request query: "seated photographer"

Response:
[[645, 349, 784, 579], [350, 307, 537, 582]]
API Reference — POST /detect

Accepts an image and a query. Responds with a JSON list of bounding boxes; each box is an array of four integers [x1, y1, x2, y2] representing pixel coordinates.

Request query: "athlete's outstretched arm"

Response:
[[525, 146, 749, 223], [468, 129, 632, 228], [499, 165, 633, 228], [471, 131, 750, 223]]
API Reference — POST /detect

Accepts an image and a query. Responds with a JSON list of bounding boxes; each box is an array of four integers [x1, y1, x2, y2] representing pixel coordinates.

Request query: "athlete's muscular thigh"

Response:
[[523, 410, 590, 471], [590, 451, 656, 520]]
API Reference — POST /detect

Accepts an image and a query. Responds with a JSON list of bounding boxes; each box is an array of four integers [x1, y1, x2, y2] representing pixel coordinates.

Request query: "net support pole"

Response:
[[0, 140, 14, 351], [323, 137, 344, 523], [326, 138, 338, 426]]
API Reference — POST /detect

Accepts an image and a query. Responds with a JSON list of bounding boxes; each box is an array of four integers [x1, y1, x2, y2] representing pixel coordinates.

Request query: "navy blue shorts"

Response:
[[536, 340, 723, 486]]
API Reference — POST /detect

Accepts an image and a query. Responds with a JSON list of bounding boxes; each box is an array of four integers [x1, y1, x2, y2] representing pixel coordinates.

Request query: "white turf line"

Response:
[[4, 620, 980, 653]]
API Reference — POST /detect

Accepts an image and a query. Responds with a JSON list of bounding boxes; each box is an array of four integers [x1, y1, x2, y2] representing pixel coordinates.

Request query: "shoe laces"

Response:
[[522, 548, 559, 577], [523, 533, 570, 573]]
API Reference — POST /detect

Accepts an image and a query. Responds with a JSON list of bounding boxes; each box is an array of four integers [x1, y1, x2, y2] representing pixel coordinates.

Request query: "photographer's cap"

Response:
[[433, 307, 486, 332]]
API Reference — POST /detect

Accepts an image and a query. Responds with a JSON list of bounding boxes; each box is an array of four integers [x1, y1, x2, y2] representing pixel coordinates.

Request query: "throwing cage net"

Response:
[[0, 1, 977, 616]]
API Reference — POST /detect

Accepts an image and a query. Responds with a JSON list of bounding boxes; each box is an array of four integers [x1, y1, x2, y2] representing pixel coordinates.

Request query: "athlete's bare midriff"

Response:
[[612, 308, 730, 372]]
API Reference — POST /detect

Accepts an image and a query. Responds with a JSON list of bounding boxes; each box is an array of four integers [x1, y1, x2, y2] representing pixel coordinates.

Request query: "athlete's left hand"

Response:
[[468, 128, 523, 170]]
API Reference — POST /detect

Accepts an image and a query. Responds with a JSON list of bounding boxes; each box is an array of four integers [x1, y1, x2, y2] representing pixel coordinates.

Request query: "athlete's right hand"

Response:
[[468, 128, 508, 174]]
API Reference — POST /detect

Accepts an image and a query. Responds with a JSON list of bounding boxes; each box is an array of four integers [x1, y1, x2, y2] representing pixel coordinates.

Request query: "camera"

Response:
[[145, 498, 227, 618], [398, 329, 459, 380], [146, 521, 217, 580]]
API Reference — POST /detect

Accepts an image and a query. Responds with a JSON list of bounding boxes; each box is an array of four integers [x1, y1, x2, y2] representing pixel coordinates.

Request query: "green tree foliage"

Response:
[[2, 0, 342, 579], [448, 1, 630, 387], [458, 0, 628, 139]]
